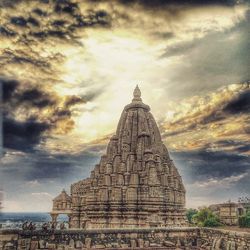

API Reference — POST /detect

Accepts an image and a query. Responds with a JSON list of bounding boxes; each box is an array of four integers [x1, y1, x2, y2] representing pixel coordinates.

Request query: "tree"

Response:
[[186, 208, 198, 224], [203, 216, 221, 227], [239, 211, 250, 228], [192, 207, 221, 227]]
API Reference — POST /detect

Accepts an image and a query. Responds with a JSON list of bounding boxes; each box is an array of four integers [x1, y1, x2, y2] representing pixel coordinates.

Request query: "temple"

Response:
[[51, 86, 187, 229]]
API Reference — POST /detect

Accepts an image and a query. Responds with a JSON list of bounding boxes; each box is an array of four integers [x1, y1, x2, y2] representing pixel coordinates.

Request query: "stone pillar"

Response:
[[68, 214, 72, 228], [50, 213, 58, 223], [85, 238, 91, 248], [0, 239, 3, 250]]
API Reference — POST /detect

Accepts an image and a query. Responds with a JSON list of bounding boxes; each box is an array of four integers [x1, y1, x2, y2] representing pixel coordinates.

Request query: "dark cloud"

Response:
[[52, 20, 67, 27], [65, 95, 85, 107], [64, 91, 102, 107], [0, 0, 112, 46], [1, 148, 99, 182], [0, 149, 100, 210], [214, 139, 240, 146], [1, 78, 56, 108], [185, 83, 249, 128], [223, 89, 250, 114], [171, 147, 250, 202], [18, 88, 57, 108], [47, 30, 69, 38], [54, 0, 79, 15], [171, 149, 249, 182], [40, 0, 50, 4], [72, 10, 111, 28], [0, 49, 51, 70], [3, 117, 50, 151], [2, 79, 19, 102], [1, 77, 87, 152], [33, 8, 48, 17], [53, 108, 71, 117], [27, 151, 98, 181], [2, 81, 54, 152], [0, 26, 17, 37], [0, 0, 22, 8], [27, 17, 40, 27], [162, 123, 196, 137], [214, 140, 250, 153], [10, 16, 27, 27]]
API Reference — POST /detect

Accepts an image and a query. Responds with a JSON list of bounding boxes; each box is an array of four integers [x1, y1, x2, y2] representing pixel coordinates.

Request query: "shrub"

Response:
[[204, 217, 221, 227], [186, 208, 198, 224], [192, 207, 221, 227], [239, 212, 250, 228]]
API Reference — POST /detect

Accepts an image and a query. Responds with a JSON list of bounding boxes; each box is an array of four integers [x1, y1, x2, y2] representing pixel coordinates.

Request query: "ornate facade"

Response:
[[51, 86, 187, 229]]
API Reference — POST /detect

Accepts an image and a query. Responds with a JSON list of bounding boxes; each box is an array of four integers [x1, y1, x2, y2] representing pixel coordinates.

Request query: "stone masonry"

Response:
[[51, 86, 187, 229], [1, 227, 250, 249]]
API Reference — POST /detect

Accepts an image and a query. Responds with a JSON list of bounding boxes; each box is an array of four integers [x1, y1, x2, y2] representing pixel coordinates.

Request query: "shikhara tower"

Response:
[[51, 86, 187, 228]]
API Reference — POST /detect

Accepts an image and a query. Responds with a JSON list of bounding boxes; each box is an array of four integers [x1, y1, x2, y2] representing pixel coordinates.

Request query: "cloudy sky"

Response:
[[0, 0, 249, 212]]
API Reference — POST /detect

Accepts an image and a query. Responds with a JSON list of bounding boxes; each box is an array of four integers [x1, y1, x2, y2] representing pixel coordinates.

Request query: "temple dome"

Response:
[[53, 189, 71, 202], [110, 85, 168, 163]]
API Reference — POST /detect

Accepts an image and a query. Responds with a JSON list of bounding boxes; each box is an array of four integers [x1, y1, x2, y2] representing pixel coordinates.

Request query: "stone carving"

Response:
[[51, 86, 187, 229], [0, 227, 246, 250], [84, 238, 91, 248]]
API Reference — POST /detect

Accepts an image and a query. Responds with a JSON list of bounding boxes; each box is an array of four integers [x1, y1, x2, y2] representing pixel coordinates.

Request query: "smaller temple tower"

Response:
[[50, 190, 72, 224]]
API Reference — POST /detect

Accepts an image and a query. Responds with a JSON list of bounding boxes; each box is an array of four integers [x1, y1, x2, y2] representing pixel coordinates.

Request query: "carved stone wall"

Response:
[[200, 228, 250, 250], [1, 228, 250, 249]]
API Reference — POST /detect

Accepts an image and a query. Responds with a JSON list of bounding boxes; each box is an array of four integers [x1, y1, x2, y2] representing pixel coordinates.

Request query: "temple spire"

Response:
[[132, 85, 142, 102], [52, 85, 187, 229]]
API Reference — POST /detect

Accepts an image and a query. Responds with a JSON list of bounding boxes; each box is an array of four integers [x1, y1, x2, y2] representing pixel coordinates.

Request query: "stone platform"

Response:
[[1, 227, 250, 249]]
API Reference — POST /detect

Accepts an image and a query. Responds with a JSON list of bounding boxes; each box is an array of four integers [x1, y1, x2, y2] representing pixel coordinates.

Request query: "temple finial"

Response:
[[132, 85, 142, 102]]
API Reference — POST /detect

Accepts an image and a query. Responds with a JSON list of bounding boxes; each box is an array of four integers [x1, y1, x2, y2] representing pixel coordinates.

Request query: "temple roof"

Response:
[[109, 85, 168, 162], [53, 189, 71, 202]]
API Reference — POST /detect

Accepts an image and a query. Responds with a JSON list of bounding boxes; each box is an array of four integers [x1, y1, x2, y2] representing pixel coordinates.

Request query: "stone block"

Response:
[[30, 241, 39, 250]]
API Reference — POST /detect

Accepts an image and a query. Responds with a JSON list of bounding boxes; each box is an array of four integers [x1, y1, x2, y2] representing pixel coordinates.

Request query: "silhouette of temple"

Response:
[[51, 86, 187, 229]]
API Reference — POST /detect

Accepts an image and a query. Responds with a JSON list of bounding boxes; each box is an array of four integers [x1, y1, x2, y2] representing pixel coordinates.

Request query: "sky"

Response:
[[0, 0, 249, 212]]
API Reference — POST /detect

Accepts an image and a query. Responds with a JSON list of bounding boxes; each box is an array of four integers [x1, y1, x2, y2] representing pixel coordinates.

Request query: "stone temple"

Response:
[[51, 86, 187, 229]]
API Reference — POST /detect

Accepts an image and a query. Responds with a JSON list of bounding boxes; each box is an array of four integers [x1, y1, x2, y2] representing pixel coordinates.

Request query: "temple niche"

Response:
[[51, 86, 187, 229]]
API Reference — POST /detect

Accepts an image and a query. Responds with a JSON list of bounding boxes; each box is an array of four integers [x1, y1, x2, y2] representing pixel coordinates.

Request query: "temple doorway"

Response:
[[50, 212, 71, 229]]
